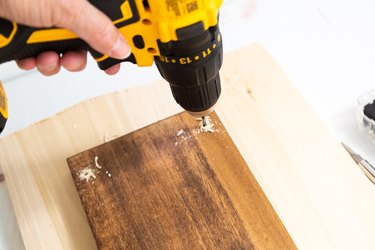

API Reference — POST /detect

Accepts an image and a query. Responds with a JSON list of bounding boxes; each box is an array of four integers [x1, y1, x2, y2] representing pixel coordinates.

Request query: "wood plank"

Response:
[[1, 44, 375, 249], [0, 84, 182, 250], [67, 112, 294, 249]]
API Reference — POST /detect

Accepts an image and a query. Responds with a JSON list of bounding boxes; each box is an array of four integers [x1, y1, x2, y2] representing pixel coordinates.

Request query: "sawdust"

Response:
[[78, 167, 96, 182], [174, 116, 222, 146], [78, 156, 112, 183], [200, 117, 215, 133], [174, 129, 192, 146], [176, 129, 184, 137], [194, 116, 217, 134], [94, 156, 102, 169], [95, 156, 112, 177]]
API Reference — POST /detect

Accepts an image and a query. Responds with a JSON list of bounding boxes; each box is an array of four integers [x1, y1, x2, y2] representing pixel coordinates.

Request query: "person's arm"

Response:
[[0, 0, 131, 75]]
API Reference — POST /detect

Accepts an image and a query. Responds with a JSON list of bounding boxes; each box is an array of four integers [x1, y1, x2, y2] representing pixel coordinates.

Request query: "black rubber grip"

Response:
[[0, 30, 89, 63]]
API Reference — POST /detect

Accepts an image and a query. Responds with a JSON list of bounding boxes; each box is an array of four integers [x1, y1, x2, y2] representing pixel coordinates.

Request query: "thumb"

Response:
[[59, 0, 131, 59]]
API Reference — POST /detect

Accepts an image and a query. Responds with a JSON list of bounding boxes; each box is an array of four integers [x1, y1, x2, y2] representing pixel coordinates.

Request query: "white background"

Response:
[[2, 0, 375, 248]]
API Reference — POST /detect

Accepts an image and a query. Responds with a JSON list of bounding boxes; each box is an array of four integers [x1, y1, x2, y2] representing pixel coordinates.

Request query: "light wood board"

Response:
[[67, 112, 295, 249], [1, 44, 375, 249]]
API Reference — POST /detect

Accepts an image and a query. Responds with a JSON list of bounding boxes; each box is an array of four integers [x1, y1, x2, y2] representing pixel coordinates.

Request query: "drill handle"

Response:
[[0, 18, 133, 70], [0, 0, 140, 70]]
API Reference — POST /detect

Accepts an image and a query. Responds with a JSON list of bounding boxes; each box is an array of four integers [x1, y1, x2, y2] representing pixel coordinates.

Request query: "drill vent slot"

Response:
[[147, 48, 156, 54], [142, 0, 151, 12], [133, 35, 145, 49], [142, 19, 152, 25]]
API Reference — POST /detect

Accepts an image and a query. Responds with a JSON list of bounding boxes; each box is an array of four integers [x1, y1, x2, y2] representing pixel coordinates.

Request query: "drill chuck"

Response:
[[155, 23, 223, 115]]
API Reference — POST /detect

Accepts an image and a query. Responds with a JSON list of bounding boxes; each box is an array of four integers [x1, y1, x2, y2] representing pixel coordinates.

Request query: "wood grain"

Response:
[[67, 112, 294, 249], [1, 44, 375, 249]]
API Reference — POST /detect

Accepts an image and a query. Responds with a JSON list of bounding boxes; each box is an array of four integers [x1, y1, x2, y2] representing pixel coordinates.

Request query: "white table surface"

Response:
[[2, 0, 375, 249]]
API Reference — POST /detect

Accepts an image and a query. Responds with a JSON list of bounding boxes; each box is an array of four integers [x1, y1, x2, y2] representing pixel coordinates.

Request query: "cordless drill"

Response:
[[0, 0, 223, 134]]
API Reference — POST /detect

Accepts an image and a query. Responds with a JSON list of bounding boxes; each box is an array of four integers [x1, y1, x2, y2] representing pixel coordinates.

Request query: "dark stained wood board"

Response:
[[67, 112, 295, 249]]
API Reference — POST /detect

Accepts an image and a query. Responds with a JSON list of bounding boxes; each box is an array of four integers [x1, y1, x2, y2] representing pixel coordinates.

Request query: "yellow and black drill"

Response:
[[0, 0, 223, 134]]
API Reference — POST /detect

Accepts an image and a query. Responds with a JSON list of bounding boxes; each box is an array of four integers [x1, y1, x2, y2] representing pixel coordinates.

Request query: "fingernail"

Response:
[[40, 63, 59, 72], [109, 35, 131, 59], [37, 61, 60, 76]]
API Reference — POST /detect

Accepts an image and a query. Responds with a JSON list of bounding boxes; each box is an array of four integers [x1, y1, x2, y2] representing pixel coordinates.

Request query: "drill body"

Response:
[[0, 0, 224, 133]]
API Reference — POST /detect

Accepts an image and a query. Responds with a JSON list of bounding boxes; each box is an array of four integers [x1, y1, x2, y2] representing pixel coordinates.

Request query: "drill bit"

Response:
[[198, 116, 215, 133], [202, 116, 207, 127]]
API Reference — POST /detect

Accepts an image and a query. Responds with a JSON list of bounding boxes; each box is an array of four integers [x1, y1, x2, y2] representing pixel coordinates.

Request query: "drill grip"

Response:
[[0, 0, 136, 70], [0, 18, 132, 70], [0, 22, 84, 61]]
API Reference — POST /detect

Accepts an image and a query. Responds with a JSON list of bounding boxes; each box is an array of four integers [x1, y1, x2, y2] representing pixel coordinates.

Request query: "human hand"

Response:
[[0, 0, 131, 75]]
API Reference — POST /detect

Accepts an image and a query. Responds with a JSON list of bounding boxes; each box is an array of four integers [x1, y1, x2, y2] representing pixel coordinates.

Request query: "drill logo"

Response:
[[186, 1, 199, 12], [166, 0, 199, 19]]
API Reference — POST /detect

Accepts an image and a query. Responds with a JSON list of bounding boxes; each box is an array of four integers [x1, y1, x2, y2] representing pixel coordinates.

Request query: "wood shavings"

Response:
[[78, 167, 96, 182], [198, 116, 215, 133], [174, 116, 221, 146], [191, 116, 222, 136], [176, 129, 184, 137], [94, 156, 102, 169], [175, 129, 192, 146]]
